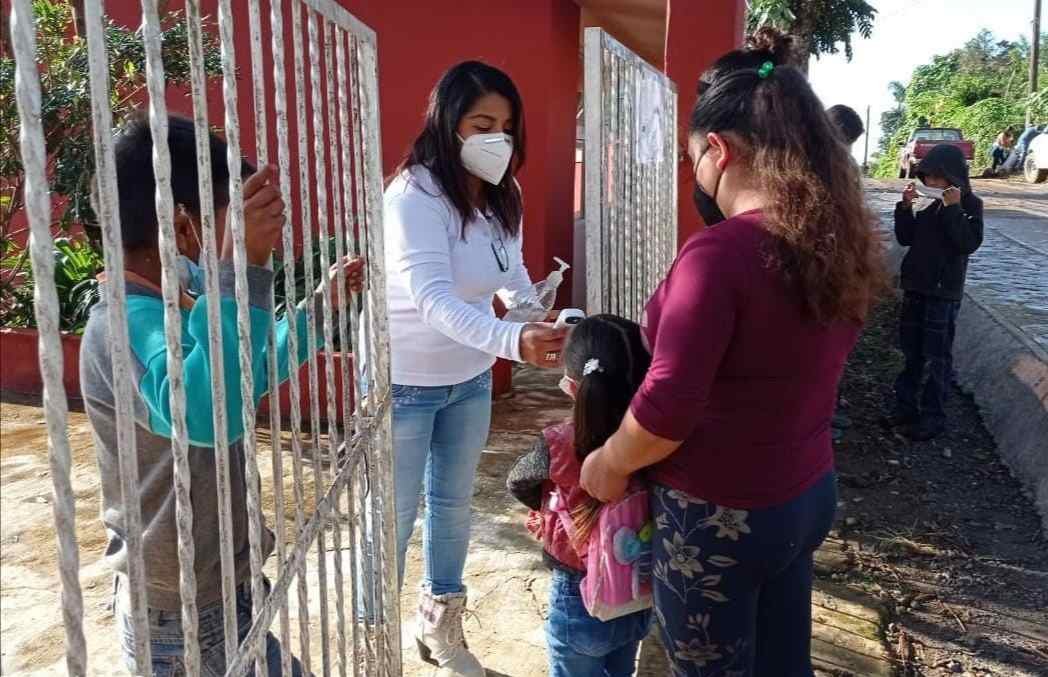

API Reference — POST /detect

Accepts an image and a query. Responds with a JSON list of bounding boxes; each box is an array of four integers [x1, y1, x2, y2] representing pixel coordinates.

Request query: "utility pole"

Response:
[[863, 105, 871, 174], [1030, 0, 1042, 126]]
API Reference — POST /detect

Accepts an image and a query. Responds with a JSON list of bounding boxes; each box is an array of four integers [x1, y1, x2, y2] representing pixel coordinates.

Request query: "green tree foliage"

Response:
[[0, 0, 222, 329], [873, 30, 1048, 178], [747, 0, 876, 70], [877, 80, 908, 157]]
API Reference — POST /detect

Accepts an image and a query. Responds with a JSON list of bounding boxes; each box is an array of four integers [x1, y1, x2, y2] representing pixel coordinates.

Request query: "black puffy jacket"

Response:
[[895, 145, 984, 301]]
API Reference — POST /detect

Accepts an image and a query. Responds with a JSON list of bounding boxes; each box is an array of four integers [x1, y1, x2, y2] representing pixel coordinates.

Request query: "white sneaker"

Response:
[[415, 584, 485, 677]]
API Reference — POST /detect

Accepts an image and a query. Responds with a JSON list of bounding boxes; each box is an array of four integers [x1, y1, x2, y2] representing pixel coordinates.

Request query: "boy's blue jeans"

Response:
[[392, 370, 492, 595], [116, 576, 306, 676], [546, 568, 651, 677]]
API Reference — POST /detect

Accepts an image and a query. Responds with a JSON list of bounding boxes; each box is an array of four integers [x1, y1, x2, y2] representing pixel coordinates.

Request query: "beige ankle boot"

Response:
[[415, 585, 485, 677]]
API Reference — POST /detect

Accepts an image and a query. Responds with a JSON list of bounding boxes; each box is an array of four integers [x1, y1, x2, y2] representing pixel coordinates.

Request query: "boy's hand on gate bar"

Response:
[[240, 165, 284, 266], [327, 255, 366, 296]]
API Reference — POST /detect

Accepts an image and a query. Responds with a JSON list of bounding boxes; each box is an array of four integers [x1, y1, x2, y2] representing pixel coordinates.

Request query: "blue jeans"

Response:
[[546, 568, 651, 677], [116, 577, 306, 676], [894, 291, 961, 424], [393, 370, 492, 595], [650, 472, 837, 677], [991, 144, 1009, 169]]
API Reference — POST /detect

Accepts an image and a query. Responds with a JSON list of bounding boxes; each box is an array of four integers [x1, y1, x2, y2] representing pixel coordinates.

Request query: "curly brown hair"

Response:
[[691, 29, 887, 324]]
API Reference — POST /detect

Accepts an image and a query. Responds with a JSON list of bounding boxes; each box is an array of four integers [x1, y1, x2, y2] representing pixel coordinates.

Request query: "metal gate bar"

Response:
[[583, 27, 678, 320], [10, 0, 87, 672], [9, 0, 399, 674]]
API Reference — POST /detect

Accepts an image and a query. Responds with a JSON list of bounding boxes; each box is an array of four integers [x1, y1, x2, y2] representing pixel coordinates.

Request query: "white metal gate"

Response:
[[9, 0, 400, 674], [583, 27, 678, 320]]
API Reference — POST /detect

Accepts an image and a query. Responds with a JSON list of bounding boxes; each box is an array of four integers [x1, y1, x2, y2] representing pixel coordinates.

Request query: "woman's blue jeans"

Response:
[[391, 370, 492, 595]]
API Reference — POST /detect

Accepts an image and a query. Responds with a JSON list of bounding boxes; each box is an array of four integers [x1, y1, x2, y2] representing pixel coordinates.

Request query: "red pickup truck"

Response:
[[898, 128, 974, 179]]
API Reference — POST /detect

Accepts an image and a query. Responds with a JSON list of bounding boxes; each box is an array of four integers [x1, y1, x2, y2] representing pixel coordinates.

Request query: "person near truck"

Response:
[[1001, 124, 1045, 174], [990, 128, 1014, 173], [892, 144, 984, 442]]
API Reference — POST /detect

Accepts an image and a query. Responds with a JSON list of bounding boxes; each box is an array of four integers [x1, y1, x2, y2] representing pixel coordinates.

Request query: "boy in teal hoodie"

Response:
[[81, 114, 362, 675]]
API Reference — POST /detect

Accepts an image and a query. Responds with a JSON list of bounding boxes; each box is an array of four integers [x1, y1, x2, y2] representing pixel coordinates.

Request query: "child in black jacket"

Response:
[[892, 143, 984, 441]]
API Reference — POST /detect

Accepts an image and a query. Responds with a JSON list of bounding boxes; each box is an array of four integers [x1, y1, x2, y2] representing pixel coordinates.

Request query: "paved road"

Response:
[[867, 178, 1048, 349]]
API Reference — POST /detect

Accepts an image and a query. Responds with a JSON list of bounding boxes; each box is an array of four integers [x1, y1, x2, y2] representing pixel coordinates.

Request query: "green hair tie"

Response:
[[757, 61, 775, 79]]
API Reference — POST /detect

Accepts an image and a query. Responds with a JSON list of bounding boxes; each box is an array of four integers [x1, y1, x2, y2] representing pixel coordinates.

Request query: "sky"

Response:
[[808, 0, 1036, 163]]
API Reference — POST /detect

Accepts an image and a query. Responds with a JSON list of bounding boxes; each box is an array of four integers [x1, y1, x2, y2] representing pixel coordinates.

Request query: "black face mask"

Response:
[[692, 148, 725, 226], [693, 184, 725, 226]]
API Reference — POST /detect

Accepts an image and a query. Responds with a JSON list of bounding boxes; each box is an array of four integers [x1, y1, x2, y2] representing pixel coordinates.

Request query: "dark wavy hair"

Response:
[[395, 61, 526, 237], [690, 29, 886, 324]]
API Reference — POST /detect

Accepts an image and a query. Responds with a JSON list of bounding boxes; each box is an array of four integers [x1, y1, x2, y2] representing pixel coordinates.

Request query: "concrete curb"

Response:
[[886, 242, 1048, 535], [951, 293, 1048, 535]]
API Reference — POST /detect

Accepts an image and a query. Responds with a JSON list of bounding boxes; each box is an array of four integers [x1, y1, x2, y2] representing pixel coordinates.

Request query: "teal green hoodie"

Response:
[[80, 261, 323, 609]]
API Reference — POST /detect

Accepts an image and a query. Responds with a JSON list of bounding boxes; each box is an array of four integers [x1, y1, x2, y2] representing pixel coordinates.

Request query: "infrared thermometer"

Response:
[[553, 308, 585, 330]]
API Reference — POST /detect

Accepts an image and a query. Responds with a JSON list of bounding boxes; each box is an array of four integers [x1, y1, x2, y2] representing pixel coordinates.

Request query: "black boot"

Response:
[[881, 410, 919, 429], [906, 418, 945, 442]]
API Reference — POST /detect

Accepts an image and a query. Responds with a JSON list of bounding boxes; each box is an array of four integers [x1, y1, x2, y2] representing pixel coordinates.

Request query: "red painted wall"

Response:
[[339, 0, 581, 295], [0, 329, 82, 397], [338, 0, 581, 395], [18, 1, 742, 402], [106, 0, 580, 285], [664, 0, 747, 245]]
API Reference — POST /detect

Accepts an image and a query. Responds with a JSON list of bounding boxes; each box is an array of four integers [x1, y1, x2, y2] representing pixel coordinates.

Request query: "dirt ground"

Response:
[[0, 367, 889, 677], [828, 299, 1048, 676]]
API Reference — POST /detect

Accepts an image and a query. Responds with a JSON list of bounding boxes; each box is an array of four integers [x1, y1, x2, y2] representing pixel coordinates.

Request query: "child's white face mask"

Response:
[[559, 374, 578, 399], [916, 185, 945, 201]]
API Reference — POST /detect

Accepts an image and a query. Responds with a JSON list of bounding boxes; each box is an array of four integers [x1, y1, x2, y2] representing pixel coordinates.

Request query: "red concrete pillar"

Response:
[[664, 0, 747, 246]]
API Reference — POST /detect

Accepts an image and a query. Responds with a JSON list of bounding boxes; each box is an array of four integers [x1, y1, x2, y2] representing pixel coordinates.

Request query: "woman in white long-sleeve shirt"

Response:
[[383, 61, 566, 677]]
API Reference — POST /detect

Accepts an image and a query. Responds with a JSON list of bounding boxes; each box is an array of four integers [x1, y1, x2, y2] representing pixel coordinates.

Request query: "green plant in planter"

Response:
[[1, 237, 103, 333], [1, 0, 223, 328]]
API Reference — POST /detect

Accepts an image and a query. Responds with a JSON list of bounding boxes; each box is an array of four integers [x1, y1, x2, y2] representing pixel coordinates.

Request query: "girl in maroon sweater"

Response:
[[580, 29, 885, 677]]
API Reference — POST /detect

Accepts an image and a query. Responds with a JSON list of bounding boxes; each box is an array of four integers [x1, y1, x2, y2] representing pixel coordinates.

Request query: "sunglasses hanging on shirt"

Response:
[[490, 227, 509, 272]]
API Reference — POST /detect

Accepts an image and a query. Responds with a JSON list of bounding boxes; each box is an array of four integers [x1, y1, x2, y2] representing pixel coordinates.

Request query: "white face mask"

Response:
[[558, 374, 577, 399], [916, 185, 945, 201], [458, 132, 513, 185]]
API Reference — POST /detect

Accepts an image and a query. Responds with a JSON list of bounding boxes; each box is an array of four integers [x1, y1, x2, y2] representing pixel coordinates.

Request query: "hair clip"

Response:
[[757, 61, 775, 79], [583, 358, 603, 376]]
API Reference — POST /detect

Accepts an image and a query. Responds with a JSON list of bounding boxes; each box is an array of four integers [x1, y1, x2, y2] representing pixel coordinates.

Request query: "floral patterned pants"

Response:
[[650, 472, 837, 677]]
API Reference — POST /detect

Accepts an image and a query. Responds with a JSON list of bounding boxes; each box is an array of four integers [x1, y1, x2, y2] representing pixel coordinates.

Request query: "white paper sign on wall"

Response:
[[635, 69, 664, 166]]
